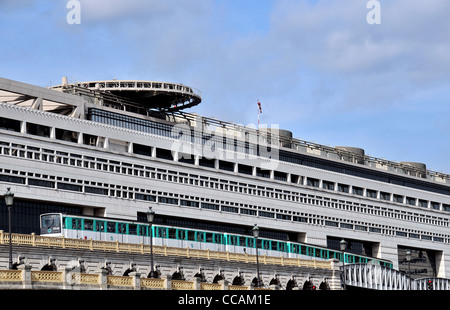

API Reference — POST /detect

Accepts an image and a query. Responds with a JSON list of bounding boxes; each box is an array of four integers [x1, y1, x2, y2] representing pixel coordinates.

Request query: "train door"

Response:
[[69, 217, 82, 239], [117, 222, 127, 243], [105, 221, 116, 241], [154, 226, 167, 246], [82, 219, 94, 240], [94, 220, 106, 241]]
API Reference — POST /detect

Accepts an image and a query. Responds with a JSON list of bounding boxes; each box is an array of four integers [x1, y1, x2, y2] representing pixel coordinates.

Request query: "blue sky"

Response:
[[1, 0, 450, 174]]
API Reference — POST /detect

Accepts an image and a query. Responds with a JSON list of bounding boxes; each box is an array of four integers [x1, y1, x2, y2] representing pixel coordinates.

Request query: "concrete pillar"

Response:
[[218, 279, 228, 290], [62, 267, 71, 289], [98, 269, 108, 290], [18, 264, 32, 289], [193, 277, 201, 290], [163, 274, 172, 290], [129, 272, 141, 290], [328, 259, 342, 290]]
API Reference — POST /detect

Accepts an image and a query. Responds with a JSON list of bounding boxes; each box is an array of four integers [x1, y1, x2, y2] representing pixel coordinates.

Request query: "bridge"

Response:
[[0, 231, 340, 290], [343, 263, 450, 290], [2, 231, 450, 290]]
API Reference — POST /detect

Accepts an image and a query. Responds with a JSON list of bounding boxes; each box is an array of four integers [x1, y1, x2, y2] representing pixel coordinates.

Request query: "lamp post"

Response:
[[252, 224, 260, 288], [406, 250, 411, 290], [340, 239, 347, 290], [147, 207, 156, 278], [4, 187, 14, 270]]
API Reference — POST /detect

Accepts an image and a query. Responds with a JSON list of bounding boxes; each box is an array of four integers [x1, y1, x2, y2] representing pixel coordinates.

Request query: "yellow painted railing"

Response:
[[141, 277, 165, 289], [0, 230, 331, 270], [0, 269, 269, 290], [0, 270, 21, 282]]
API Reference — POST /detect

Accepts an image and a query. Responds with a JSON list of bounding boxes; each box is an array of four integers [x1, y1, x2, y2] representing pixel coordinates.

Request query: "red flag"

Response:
[[257, 100, 262, 126]]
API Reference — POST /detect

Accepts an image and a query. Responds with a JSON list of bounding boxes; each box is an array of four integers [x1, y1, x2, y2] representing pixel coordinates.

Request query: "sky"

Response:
[[1, 0, 450, 174]]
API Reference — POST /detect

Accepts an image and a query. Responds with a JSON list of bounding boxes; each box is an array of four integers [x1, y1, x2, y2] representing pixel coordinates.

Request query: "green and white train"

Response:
[[40, 213, 393, 267]]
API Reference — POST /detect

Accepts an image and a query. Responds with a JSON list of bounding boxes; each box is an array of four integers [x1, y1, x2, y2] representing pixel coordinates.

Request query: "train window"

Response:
[[139, 225, 147, 236], [95, 221, 105, 232], [129, 224, 137, 235], [206, 233, 214, 243], [346, 254, 355, 264], [41, 214, 61, 229], [187, 230, 196, 241], [62, 217, 67, 229], [40, 214, 62, 234], [198, 232, 206, 242], [290, 244, 298, 253], [178, 229, 186, 240], [300, 245, 307, 256], [107, 222, 115, 233], [315, 249, 321, 258], [215, 234, 223, 244], [228, 235, 238, 245], [247, 237, 254, 248], [84, 219, 93, 231], [155, 226, 166, 238], [238, 236, 246, 246], [118, 223, 127, 234], [168, 228, 176, 239], [258, 239, 269, 249], [271, 242, 278, 251], [72, 218, 81, 230]]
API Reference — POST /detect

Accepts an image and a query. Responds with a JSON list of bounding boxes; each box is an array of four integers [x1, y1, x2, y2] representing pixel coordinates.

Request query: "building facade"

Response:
[[1, 77, 450, 279]]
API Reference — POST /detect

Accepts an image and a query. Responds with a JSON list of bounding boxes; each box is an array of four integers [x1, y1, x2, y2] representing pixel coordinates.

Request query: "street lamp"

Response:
[[4, 187, 14, 270], [147, 207, 157, 278], [252, 224, 260, 288], [340, 239, 347, 290], [406, 250, 411, 290]]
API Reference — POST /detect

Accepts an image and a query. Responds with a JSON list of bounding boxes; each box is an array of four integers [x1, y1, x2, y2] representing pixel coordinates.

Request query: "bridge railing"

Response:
[[0, 231, 331, 270], [342, 264, 450, 290], [0, 268, 273, 290]]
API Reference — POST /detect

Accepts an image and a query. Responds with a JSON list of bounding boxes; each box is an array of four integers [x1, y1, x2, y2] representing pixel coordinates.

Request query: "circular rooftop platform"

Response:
[[52, 79, 202, 112]]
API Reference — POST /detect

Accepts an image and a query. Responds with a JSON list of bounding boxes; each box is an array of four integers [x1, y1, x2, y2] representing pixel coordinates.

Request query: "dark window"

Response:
[[0, 199, 82, 234]]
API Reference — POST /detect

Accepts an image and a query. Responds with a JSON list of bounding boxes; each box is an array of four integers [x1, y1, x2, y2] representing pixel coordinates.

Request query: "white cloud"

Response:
[[264, 0, 450, 106]]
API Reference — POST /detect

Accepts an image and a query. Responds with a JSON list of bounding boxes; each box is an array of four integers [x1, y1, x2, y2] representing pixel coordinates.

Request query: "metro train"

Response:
[[40, 213, 393, 267]]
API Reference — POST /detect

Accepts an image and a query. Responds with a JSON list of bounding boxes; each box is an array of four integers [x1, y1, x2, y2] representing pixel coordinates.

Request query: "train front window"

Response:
[[40, 214, 61, 234]]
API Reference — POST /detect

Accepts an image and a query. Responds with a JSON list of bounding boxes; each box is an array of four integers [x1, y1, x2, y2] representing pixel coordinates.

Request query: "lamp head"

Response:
[[147, 207, 155, 223], [339, 239, 347, 251], [252, 224, 260, 238], [4, 187, 14, 206]]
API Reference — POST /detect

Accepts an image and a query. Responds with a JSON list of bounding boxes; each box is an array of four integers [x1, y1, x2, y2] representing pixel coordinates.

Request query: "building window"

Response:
[[338, 184, 349, 193], [366, 189, 377, 198], [431, 202, 440, 210], [307, 178, 319, 188], [394, 194, 404, 203], [380, 192, 391, 201], [419, 200, 428, 208], [406, 197, 416, 206], [352, 187, 363, 196], [322, 180, 334, 191]]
